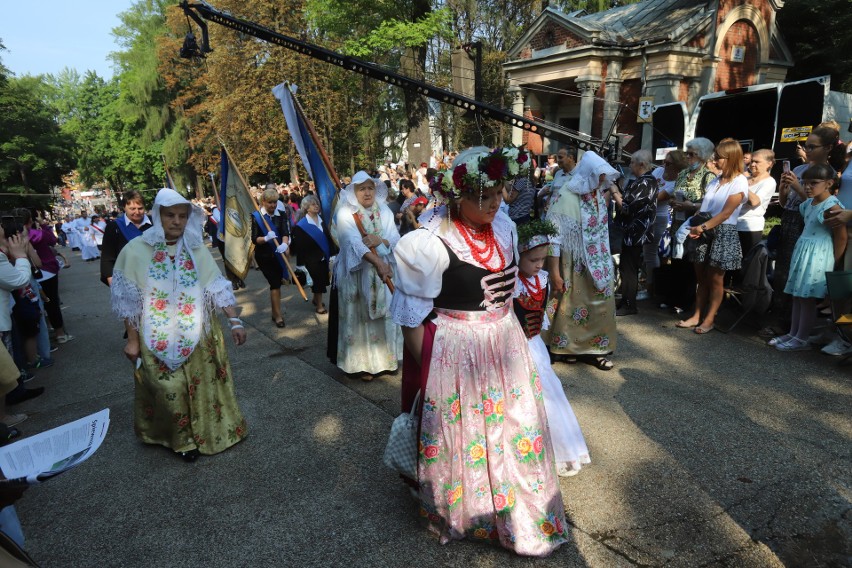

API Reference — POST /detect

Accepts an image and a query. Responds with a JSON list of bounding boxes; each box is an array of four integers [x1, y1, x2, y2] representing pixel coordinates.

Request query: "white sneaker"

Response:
[[636, 290, 650, 301], [56, 334, 75, 344], [821, 337, 852, 356]]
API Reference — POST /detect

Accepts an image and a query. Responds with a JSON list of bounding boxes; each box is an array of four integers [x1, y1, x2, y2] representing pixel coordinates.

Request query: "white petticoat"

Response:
[[528, 334, 590, 475]]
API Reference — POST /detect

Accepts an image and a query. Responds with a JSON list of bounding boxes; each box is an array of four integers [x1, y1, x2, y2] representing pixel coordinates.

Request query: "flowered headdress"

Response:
[[429, 145, 531, 205], [518, 219, 559, 253]]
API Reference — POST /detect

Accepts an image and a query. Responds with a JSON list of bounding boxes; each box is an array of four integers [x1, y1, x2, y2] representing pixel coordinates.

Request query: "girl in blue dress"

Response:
[[772, 164, 847, 351]]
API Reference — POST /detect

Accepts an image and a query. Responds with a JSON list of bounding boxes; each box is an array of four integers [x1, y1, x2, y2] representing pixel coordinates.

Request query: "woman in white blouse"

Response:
[[677, 138, 748, 334]]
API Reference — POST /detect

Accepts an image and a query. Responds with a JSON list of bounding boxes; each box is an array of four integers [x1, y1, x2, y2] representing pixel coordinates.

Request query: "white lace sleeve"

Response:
[[390, 293, 434, 328], [204, 275, 237, 309], [111, 269, 143, 329], [391, 230, 449, 328]]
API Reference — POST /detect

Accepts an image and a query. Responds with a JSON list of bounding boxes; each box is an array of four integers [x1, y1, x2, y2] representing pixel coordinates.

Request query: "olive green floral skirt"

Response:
[[133, 318, 247, 456], [542, 254, 617, 356]]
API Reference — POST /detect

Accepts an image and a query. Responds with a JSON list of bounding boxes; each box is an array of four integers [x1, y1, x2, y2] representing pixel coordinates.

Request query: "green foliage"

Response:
[[0, 73, 73, 197], [778, 0, 852, 92], [340, 10, 453, 58]]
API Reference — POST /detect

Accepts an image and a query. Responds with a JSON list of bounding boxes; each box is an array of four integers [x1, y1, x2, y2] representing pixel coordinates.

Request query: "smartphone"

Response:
[[782, 160, 791, 174]]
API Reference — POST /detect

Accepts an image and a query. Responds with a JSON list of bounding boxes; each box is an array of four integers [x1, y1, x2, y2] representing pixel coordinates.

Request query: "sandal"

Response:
[[275, 319, 286, 328], [694, 325, 714, 335], [315, 304, 328, 315], [675, 320, 698, 328], [581, 355, 614, 371]]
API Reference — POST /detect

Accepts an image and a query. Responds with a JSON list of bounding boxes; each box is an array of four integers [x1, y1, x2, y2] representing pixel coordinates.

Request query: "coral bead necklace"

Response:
[[519, 274, 544, 303], [453, 217, 505, 272]]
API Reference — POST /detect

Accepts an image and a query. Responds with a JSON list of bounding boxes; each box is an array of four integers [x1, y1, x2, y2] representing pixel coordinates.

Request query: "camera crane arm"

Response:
[[179, 0, 614, 155]]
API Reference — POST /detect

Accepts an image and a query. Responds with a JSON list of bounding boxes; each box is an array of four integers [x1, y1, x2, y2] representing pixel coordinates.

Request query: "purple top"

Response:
[[28, 225, 59, 274]]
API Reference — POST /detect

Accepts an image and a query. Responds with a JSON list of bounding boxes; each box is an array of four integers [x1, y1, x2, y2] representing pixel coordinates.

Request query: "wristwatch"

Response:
[[700, 223, 708, 231]]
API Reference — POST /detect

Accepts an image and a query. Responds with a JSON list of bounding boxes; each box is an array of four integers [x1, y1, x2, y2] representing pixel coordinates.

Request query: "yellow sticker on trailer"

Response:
[[780, 126, 812, 142]]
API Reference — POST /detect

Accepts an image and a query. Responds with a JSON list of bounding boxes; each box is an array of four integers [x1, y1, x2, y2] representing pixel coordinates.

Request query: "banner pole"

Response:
[[219, 140, 308, 302]]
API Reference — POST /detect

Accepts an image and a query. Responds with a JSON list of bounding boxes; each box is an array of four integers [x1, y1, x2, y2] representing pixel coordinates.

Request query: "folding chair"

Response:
[[824, 271, 852, 364]]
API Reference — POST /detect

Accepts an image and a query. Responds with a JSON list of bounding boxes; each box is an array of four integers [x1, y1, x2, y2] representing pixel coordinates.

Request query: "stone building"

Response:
[[503, 0, 794, 154]]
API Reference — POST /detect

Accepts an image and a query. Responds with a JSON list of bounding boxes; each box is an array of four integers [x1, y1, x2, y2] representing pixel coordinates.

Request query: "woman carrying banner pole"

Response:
[[251, 188, 293, 328]]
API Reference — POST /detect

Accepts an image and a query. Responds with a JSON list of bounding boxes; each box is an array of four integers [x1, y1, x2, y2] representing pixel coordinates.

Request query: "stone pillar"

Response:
[[509, 85, 525, 147], [642, 75, 681, 151], [602, 60, 623, 143], [576, 78, 601, 140], [575, 77, 601, 158]]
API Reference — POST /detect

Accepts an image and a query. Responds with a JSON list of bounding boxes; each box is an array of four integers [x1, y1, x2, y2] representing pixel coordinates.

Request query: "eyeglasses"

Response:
[[713, 155, 728, 161], [804, 144, 827, 151], [685, 151, 698, 157], [803, 179, 830, 187]]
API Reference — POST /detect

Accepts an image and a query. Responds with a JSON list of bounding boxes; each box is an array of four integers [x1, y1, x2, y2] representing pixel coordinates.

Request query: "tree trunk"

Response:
[[402, 44, 432, 169]]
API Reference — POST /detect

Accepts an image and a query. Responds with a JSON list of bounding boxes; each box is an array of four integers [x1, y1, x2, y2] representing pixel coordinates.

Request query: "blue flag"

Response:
[[272, 83, 338, 229]]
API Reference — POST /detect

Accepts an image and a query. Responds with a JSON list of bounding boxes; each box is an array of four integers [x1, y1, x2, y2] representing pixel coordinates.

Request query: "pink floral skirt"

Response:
[[417, 306, 569, 556]]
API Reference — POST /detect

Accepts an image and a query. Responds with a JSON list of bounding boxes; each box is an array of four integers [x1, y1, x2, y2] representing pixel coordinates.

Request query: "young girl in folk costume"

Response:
[[111, 189, 248, 462], [392, 147, 570, 557], [771, 164, 847, 351], [514, 220, 591, 477]]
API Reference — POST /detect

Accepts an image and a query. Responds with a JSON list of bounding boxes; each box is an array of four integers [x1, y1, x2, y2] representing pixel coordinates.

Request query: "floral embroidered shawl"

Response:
[[111, 189, 236, 370], [546, 151, 620, 290]]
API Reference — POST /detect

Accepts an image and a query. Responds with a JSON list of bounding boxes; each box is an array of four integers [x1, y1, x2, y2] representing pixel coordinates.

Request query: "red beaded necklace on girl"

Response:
[[519, 274, 544, 303], [452, 217, 505, 273]]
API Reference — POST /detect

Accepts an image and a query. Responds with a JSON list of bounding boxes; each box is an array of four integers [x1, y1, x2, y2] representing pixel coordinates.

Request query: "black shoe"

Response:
[[6, 387, 45, 406], [616, 304, 638, 316], [238, 280, 246, 289], [179, 449, 200, 462], [232, 281, 239, 290]]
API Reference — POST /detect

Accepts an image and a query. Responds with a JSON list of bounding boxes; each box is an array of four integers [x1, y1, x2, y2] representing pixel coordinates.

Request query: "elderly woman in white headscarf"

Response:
[[544, 151, 620, 370], [330, 171, 402, 378], [111, 188, 248, 462]]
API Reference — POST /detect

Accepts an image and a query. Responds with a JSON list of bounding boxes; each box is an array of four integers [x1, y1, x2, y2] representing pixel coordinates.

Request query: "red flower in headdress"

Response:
[[483, 156, 508, 181], [452, 163, 468, 189]]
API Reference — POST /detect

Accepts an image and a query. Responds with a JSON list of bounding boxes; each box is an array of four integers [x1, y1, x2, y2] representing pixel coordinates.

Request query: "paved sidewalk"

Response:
[[13, 248, 851, 567]]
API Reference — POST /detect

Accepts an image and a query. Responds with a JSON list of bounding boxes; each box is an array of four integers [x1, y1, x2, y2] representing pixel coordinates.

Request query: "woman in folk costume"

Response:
[[330, 171, 402, 378], [392, 147, 569, 557], [290, 194, 333, 314], [111, 189, 248, 462], [544, 151, 620, 370], [514, 220, 591, 477]]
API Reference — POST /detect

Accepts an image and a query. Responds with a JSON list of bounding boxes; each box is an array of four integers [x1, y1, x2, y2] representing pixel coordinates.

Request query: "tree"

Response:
[[778, 0, 852, 92], [0, 73, 73, 199]]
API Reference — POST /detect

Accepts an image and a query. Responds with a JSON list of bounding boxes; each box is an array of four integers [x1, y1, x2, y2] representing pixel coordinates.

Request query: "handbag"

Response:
[[689, 212, 716, 243], [382, 390, 421, 479]]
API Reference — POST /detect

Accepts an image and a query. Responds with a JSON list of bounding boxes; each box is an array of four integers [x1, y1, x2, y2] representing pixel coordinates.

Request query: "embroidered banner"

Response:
[[219, 148, 255, 280]]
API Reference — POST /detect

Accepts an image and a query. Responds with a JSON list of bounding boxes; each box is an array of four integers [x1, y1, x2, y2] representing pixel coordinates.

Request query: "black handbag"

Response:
[[689, 212, 716, 243]]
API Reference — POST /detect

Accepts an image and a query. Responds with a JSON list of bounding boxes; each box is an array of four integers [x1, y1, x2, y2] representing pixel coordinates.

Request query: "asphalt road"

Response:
[[13, 246, 851, 567]]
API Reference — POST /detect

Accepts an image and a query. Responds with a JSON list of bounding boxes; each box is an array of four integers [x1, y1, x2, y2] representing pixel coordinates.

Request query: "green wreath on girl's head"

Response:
[[517, 219, 559, 247]]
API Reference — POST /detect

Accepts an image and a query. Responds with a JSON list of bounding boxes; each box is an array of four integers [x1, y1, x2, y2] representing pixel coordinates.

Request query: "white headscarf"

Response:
[[340, 171, 387, 209], [142, 188, 207, 249], [565, 151, 619, 196]]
